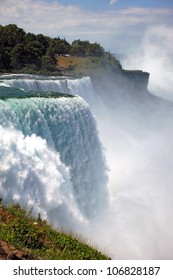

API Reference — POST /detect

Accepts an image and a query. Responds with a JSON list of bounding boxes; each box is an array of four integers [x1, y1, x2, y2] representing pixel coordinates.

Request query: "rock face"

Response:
[[91, 68, 149, 95], [121, 70, 150, 92], [91, 68, 150, 105], [91, 68, 173, 115], [0, 240, 30, 260]]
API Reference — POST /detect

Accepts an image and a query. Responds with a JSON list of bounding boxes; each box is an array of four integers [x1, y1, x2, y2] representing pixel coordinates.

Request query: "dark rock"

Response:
[[0, 240, 30, 260]]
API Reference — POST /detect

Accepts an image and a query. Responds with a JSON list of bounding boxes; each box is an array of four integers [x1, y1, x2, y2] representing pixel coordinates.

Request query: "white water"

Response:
[[0, 74, 173, 259], [0, 125, 85, 231], [0, 86, 108, 229], [1, 78, 69, 93], [0, 76, 95, 101]]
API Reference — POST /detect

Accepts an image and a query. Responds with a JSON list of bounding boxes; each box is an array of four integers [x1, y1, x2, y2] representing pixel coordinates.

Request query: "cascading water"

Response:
[[0, 125, 84, 231], [2, 78, 69, 93], [0, 75, 108, 232], [1, 73, 173, 259], [1, 75, 97, 106]]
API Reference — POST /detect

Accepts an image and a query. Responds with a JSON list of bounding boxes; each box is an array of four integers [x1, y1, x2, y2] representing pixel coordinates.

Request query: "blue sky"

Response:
[[48, 0, 173, 10], [0, 0, 173, 56]]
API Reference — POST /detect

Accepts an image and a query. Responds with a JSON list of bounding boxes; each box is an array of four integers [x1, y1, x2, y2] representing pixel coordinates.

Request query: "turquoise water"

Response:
[[0, 74, 108, 231]]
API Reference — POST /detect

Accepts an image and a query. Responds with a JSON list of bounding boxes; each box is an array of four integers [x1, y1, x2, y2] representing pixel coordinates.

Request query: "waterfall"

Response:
[[0, 75, 97, 105], [0, 75, 108, 231], [1, 77, 69, 93], [1, 73, 173, 259]]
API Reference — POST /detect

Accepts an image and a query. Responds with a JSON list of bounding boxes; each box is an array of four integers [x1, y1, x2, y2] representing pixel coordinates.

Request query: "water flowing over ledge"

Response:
[[1, 73, 173, 259], [0, 74, 108, 232]]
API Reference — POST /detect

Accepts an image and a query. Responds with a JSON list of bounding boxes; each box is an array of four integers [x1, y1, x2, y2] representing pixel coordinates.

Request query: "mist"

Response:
[[89, 114, 173, 259], [82, 29, 173, 259], [122, 25, 173, 101]]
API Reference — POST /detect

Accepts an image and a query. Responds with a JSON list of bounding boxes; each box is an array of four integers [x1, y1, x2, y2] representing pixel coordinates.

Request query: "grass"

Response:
[[0, 198, 110, 260], [57, 56, 88, 69], [56, 56, 108, 76]]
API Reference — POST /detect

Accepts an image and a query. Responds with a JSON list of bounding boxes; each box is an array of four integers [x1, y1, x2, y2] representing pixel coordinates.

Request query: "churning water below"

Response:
[[0, 74, 173, 259]]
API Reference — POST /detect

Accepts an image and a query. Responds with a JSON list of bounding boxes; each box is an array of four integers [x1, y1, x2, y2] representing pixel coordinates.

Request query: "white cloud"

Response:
[[109, 0, 118, 6]]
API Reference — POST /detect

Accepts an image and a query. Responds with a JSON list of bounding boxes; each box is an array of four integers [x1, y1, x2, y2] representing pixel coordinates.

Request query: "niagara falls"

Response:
[[0, 70, 173, 259], [0, 0, 173, 261]]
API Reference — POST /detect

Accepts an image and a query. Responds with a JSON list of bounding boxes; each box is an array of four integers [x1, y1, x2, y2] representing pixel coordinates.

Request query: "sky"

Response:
[[0, 0, 173, 56]]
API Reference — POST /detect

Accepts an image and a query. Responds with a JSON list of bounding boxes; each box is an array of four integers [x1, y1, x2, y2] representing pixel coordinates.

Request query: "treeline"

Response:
[[0, 24, 121, 73]]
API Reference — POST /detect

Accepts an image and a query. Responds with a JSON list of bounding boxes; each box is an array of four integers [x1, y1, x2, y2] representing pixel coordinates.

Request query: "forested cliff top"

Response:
[[0, 24, 149, 91]]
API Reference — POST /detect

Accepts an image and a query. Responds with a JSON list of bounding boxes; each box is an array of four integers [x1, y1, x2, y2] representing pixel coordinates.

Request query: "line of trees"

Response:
[[0, 24, 121, 73]]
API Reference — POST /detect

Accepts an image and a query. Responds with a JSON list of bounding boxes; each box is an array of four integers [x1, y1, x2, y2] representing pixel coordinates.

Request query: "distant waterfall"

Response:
[[0, 75, 96, 105], [1, 77, 69, 93]]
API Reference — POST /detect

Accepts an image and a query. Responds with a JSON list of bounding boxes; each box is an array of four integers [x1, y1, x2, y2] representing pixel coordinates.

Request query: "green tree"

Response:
[[70, 40, 85, 57], [0, 49, 11, 70], [24, 35, 43, 69], [41, 54, 56, 71], [52, 37, 71, 55], [36, 34, 49, 55], [86, 42, 104, 57], [0, 23, 121, 74], [2, 24, 25, 48], [10, 44, 25, 69], [70, 40, 105, 57]]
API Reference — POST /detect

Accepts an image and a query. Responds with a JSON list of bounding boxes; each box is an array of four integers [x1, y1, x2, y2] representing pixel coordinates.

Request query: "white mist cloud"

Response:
[[122, 25, 173, 101], [84, 47, 173, 258]]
